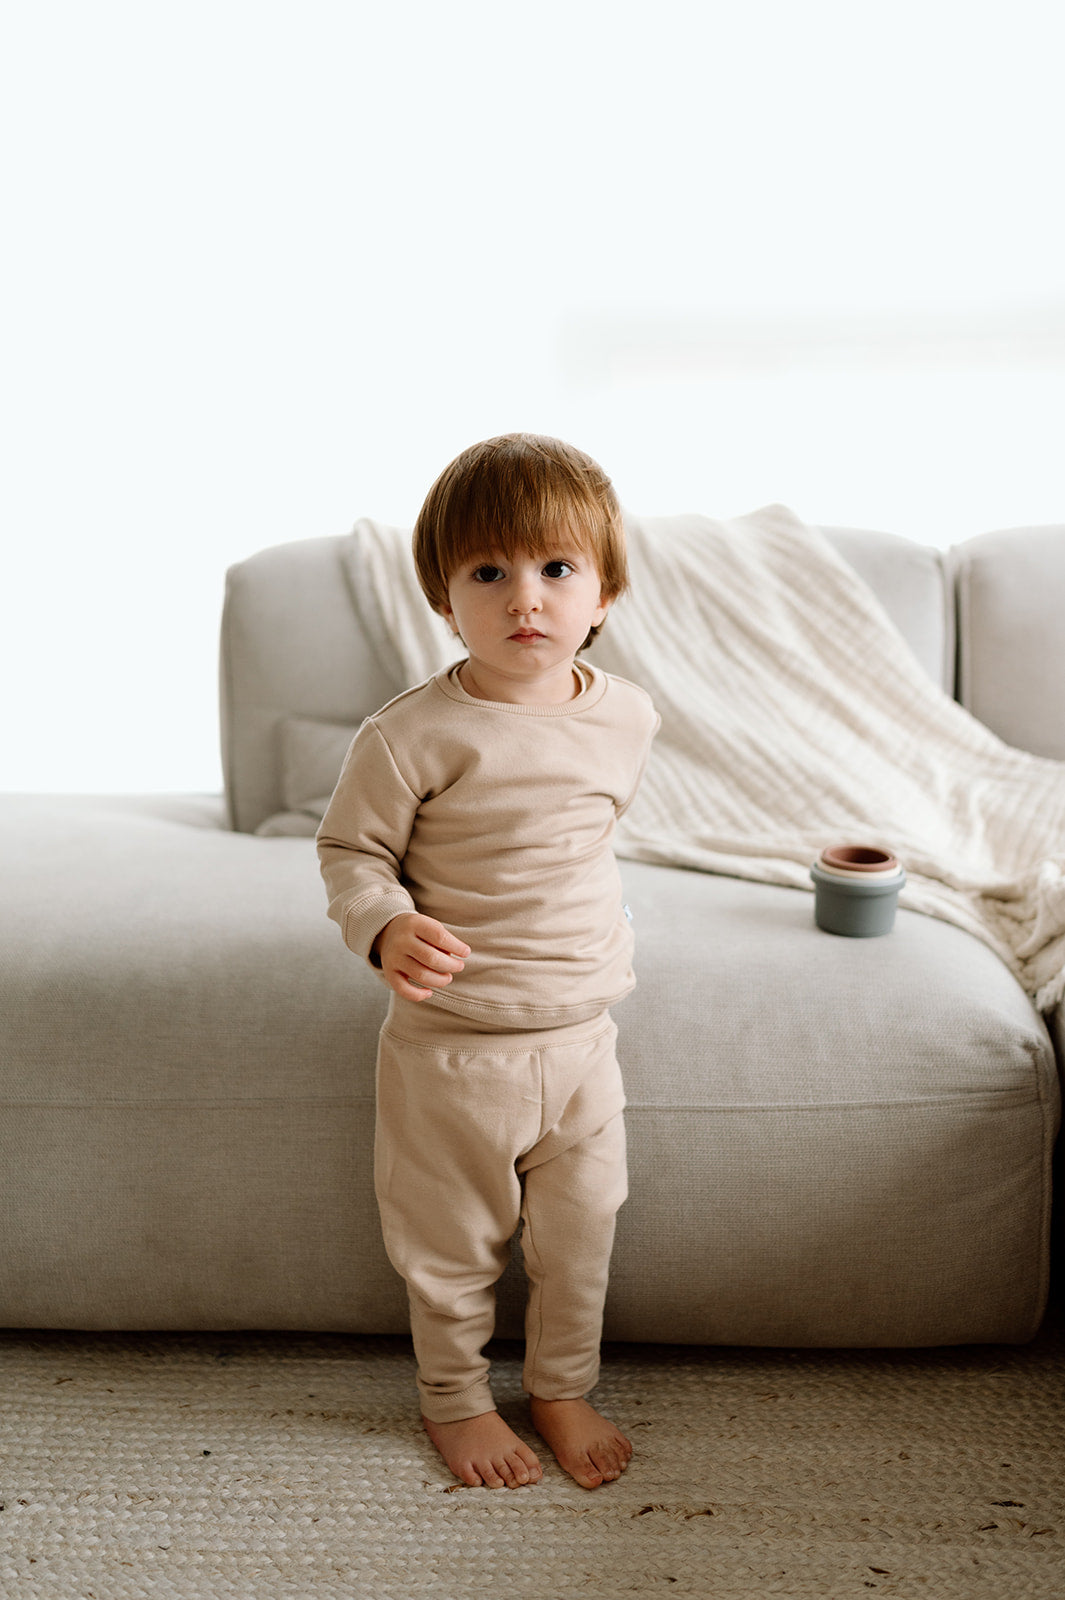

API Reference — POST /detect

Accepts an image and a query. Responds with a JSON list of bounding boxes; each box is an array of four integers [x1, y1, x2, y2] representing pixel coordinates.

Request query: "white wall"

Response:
[[2, 0, 1063, 792]]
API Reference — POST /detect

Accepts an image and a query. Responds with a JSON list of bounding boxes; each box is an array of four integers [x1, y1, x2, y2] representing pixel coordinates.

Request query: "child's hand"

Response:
[[373, 913, 471, 1002]]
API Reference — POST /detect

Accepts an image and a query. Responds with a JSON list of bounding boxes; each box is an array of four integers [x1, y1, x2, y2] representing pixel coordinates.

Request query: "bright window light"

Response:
[[1, 1, 1062, 791]]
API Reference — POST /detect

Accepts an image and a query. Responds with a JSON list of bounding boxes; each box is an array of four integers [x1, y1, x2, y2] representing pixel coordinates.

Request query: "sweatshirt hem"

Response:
[[420, 979, 635, 1032]]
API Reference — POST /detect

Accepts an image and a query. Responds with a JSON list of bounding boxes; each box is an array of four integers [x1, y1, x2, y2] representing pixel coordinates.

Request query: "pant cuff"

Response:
[[522, 1360, 600, 1402], [418, 1378, 497, 1424]]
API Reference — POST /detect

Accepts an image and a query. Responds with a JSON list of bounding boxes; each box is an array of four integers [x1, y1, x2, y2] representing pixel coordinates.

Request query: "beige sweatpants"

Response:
[[374, 996, 628, 1423]]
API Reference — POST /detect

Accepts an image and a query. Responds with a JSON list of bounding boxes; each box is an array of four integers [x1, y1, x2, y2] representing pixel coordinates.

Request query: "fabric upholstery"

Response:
[[0, 795, 1056, 1342], [220, 537, 398, 835], [952, 524, 1065, 761], [220, 524, 953, 838], [2, 519, 1059, 1342]]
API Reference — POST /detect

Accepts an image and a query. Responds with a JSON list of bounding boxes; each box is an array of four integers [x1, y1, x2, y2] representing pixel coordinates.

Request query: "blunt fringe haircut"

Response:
[[412, 435, 628, 625]]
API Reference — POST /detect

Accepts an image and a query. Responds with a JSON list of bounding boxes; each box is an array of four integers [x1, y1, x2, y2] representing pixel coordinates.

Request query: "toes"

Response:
[[585, 1437, 629, 1484], [517, 1447, 543, 1484], [427, 1414, 542, 1490], [602, 1443, 630, 1477], [596, 1432, 632, 1476], [470, 1458, 506, 1489], [514, 1456, 544, 1486], [528, 1398, 633, 1489], [496, 1448, 542, 1489], [574, 1454, 605, 1488]]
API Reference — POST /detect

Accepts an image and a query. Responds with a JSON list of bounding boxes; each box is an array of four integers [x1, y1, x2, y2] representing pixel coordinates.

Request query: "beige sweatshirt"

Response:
[[317, 661, 659, 1030]]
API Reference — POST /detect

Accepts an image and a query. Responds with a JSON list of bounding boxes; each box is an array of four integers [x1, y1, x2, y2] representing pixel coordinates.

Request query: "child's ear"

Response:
[[440, 605, 462, 637], [593, 592, 613, 628]]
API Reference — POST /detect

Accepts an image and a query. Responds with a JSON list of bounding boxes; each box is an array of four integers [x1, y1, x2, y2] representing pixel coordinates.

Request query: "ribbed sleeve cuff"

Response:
[[337, 890, 418, 962]]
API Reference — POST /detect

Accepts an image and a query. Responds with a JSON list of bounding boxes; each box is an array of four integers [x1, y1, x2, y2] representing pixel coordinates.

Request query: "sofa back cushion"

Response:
[[951, 524, 1065, 762], [220, 535, 399, 834], [220, 522, 954, 836]]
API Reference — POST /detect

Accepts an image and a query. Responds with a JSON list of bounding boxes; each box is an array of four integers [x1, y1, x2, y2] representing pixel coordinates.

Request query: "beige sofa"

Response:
[[1, 522, 1062, 1344]]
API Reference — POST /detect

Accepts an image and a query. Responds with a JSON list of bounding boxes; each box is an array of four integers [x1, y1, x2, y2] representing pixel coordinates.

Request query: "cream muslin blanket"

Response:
[[342, 507, 1065, 1012]]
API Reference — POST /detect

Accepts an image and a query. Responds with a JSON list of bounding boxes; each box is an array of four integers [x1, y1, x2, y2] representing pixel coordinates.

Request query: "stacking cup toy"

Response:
[[810, 845, 905, 937]]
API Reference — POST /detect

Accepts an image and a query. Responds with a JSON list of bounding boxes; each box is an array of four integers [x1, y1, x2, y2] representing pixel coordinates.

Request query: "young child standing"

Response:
[[317, 434, 658, 1490]]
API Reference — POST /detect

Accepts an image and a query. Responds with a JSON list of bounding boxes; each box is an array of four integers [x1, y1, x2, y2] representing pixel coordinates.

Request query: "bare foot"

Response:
[[529, 1395, 633, 1488], [423, 1410, 543, 1489]]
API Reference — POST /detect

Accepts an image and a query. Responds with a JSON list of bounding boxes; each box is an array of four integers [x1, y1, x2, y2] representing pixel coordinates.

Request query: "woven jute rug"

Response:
[[1, 1312, 1063, 1600]]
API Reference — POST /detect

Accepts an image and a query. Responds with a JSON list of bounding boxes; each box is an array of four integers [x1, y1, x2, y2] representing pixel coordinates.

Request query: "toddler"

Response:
[[317, 434, 658, 1489]]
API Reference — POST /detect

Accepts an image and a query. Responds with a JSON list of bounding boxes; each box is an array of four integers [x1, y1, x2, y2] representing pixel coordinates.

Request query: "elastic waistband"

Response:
[[384, 994, 615, 1053]]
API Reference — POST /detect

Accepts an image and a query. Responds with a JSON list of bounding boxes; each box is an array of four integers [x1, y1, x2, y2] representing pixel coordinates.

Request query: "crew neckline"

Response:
[[435, 659, 607, 715]]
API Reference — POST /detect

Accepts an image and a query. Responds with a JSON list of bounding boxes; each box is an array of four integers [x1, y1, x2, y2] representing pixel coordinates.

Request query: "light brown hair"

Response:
[[412, 435, 628, 646]]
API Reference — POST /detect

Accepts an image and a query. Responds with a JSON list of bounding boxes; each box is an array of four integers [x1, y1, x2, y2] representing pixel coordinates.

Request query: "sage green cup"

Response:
[[810, 845, 905, 937]]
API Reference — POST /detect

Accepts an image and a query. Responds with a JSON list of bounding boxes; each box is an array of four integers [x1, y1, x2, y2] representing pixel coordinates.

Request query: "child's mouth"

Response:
[[509, 630, 545, 641]]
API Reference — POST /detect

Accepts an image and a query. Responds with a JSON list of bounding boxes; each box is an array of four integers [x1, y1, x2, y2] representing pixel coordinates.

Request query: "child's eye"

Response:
[[543, 560, 574, 579], [472, 564, 505, 583]]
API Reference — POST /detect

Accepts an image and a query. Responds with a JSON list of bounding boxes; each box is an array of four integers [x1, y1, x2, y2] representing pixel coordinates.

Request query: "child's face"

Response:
[[442, 540, 610, 704]]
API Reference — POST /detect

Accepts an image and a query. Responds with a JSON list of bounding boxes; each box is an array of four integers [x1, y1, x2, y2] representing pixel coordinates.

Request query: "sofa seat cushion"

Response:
[[0, 798, 1056, 1343], [596, 859, 1059, 1347], [0, 795, 397, 1331]]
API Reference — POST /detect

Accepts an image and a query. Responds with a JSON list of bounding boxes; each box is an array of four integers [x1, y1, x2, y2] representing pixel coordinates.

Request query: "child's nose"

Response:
[[508, 575, 543, 613]]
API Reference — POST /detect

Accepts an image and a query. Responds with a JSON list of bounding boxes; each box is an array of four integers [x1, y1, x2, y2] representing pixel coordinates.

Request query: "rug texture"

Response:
[[2, 1316, 1063, 1600]]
